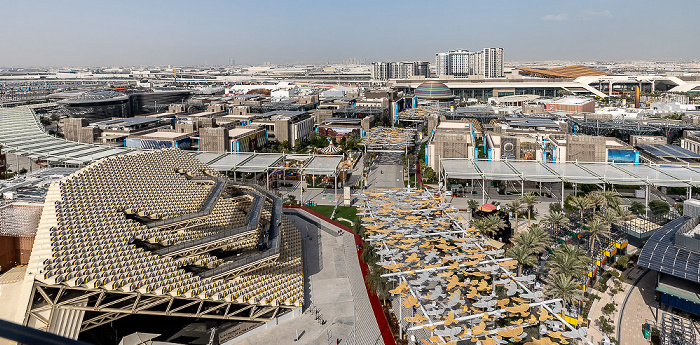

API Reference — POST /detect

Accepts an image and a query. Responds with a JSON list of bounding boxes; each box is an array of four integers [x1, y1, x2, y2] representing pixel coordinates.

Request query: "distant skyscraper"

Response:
[[371, 61, 430, 80], [435, 47, 504, 78]]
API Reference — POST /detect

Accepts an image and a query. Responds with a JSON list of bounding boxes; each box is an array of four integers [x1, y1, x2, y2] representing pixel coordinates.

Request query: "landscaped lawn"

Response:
[[307, 205, 358, 228]]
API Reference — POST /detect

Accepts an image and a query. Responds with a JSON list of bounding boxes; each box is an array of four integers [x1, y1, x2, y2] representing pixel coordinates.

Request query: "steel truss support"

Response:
[[25, 283, 296, 334]]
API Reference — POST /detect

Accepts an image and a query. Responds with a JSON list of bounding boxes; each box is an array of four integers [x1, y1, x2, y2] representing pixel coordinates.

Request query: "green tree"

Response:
[[420, 163, 437, 184], [613, 205, 633, 222], [506, 198, 524, 234], [542, 210, 570, 234], [366, 264, 391, 304], [603, 303, 616, 315], [599, 190, 622, 209], [648, 200, 670, 215], [630, 201, 646, 216], [506, 245, 537, 277], [586, 191, 605, 212], [549, 202, 563, 214], [598, 316, 615, 334], [547, 245, 590, 278], [520, 193, 539, 227], [307, 131, 327, 148], [344, 132, 361, 150], [546, 273, 584, 315], [467, 199, 480, 213], [585, 218, 611, 254], [569, 195, 592, 222], [470, 214, 506, 237]]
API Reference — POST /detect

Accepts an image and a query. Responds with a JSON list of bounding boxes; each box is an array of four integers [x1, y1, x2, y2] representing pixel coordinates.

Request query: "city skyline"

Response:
[[1, 0, 700, 67]]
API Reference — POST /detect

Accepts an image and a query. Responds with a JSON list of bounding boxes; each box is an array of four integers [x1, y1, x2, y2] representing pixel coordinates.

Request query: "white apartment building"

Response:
[[435, 47, 504, 78], [371, 61, 430, 80]]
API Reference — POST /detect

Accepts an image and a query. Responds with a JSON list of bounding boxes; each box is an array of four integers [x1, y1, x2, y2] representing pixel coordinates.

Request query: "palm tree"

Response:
[[511, 225, 552, 261], [599, 190, 622, 209], [547, 249, 589, 278], [587, 191, 605, 213], [613, 205, 633, 222], [486, 214, 507, 237], [527, 224, 553, 254], [366, 264, 392, 304], [506, 245, 537, 277], [546, 273, 584, 316], [569, 195, 591, 223], [470, 218, 489, 236], [471, 214, 506, 237], [512, 231, 537, 253], [467, 199, 480, 219], [557, 243, 590, 261], [506, 199, 524, 234], [542, 211, 570, 238], [360, 243, 379, 265], [585, 218, 611, 254], [597, 208, 620, 229], [520, 193, 540, 227]]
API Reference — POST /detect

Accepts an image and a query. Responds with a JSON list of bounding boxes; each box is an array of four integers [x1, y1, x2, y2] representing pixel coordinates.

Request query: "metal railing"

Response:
[[153, 193, 263, 256], [152, 179, 284, 279]]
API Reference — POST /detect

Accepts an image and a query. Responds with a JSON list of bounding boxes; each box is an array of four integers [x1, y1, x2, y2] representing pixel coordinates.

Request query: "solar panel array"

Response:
[[638, 216, 700, 283], [638, 144, 700, 159]]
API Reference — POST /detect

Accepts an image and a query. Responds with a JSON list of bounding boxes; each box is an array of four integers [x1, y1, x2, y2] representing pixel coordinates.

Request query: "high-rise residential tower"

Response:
[[435, 47, 504, 78]]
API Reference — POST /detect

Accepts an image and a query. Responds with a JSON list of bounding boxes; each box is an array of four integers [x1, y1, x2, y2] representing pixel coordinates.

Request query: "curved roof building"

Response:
[[414, 81, 453, 100], [58, 90, 130, 120], [57, 89, 193, 120], [15, 149, 303, 339]]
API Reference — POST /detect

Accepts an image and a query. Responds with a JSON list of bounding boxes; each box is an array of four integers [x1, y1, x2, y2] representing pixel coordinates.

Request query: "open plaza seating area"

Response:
[[33, 149, 303, 309], [358, 188, 591, 345]]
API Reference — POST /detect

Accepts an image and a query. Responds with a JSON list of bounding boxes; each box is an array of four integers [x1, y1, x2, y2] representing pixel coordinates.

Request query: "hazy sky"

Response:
[[1, 0, 698, 67]]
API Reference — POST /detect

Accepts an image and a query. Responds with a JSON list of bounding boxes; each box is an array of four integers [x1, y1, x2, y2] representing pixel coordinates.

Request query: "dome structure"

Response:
[[414, 81, 453, 100]]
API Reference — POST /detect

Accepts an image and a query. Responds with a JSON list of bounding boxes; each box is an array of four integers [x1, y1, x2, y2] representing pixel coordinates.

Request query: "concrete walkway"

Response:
[[367, 164, 404, 190], [617, 268, 658, 345], [585, 266, 647, 344], [234, 217, 382, 344]]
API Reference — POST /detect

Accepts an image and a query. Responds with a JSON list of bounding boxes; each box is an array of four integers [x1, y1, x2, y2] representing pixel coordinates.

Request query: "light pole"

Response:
[[405, 140, 409, 189]]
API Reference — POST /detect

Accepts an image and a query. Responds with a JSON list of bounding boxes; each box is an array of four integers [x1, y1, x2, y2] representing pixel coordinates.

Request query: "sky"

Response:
[[0, 0, 699, 67]]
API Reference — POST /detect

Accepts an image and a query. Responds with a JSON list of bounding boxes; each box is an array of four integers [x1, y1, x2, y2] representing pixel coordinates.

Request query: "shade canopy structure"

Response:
[[191, 152, 344, 176], [0, 106, 345, 177], [440, 158, 700, 188], [0, 107, 135, 165], [357, 188, 590, 344], [360, 127, 416, 152]]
